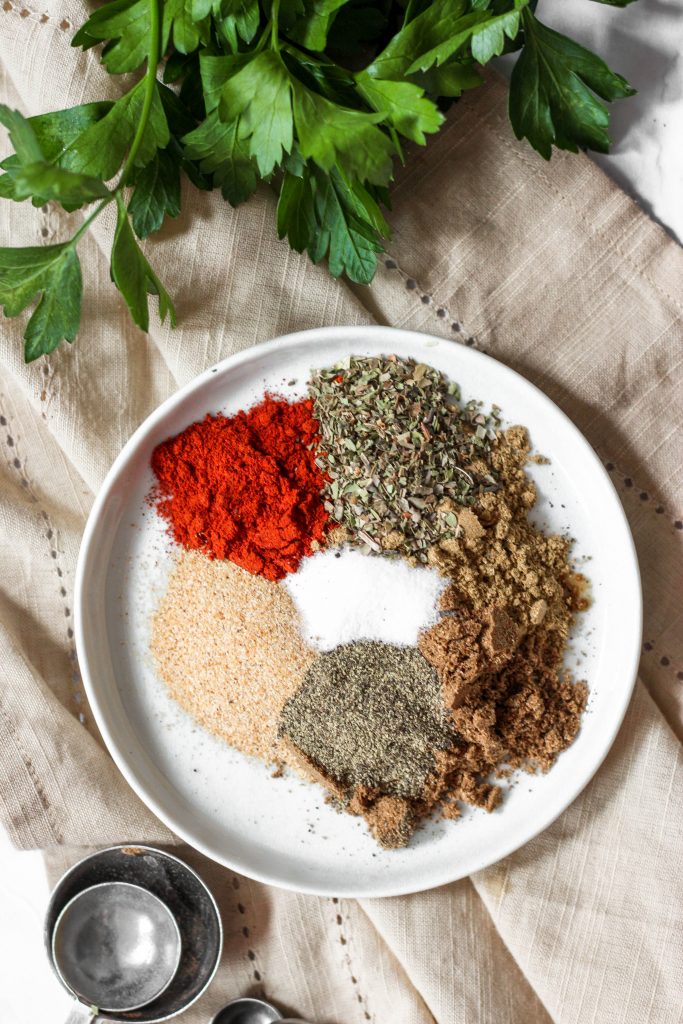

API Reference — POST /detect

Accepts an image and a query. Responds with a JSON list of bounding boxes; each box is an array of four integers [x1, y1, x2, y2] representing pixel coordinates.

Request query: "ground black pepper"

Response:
[[279, 641, 455, 800]]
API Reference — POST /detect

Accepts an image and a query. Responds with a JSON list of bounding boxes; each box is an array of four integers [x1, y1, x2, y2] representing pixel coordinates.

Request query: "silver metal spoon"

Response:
[[52, 881, 182, 1022], [210, 998, 311, 1024]]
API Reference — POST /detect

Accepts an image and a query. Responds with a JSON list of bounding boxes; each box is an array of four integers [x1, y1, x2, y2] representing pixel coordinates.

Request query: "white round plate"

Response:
[[75, 326, 641, 897]]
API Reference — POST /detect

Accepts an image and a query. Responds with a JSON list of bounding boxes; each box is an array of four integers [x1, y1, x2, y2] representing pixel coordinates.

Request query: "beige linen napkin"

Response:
[[1, 4, 682, 1022]]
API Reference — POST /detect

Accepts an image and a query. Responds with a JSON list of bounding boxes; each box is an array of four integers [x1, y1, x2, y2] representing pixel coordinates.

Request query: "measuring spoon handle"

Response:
[[63, 1001, 97, 1024]]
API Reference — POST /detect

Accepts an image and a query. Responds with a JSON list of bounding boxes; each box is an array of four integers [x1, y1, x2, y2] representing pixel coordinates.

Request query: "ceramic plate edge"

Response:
[[74, 325, 643, 897]]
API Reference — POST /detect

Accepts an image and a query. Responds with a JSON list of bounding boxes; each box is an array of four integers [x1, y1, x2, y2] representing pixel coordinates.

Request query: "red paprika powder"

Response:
[[151, 396, 330, 581]]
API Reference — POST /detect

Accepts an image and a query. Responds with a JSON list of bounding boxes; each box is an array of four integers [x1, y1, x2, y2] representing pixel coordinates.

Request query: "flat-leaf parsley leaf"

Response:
[[0, 0, 639, 358]]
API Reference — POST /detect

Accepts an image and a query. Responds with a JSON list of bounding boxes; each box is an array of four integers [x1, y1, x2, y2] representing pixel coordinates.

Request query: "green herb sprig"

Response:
[[0, 0, 637, 360]]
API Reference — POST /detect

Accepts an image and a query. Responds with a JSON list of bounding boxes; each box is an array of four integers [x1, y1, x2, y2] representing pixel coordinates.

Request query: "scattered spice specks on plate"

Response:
[[148, 352, 591, 850]]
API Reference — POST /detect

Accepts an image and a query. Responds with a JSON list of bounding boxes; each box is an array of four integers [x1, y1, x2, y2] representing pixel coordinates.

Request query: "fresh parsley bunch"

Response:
[[0, 0, 637, 360]]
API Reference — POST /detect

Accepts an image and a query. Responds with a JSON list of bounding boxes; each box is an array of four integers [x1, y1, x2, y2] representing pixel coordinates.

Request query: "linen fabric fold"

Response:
[[1, 4, 682, 1022]]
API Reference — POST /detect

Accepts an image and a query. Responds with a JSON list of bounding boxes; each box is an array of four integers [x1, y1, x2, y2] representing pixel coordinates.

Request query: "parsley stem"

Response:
[[65, 0, 163, 251], [271, 0, 280, 52], [254, 22, 270, 52], [70, 196, 113, 247], [119, 0, 162, 188]]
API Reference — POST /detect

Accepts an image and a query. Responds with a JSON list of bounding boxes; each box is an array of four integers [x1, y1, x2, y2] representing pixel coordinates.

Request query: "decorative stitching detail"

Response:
[[1, 2, 71, 28], [331, 897, 373, 1022], [39, 203, 60, 246], [233, 876, 266, 988], [641, 642, 683, 679], [600, 458, 682, 678], [388, 101, 682, 336], [39, 358, 60, 418], [384, 251, 681, 532], [379, 265, 683, 685], [0, 696, 63, 842], [383, 260, 683, 532], [0, 402, 85, 722], [382, 256, 480, 349], [600, 454, 682, 529]]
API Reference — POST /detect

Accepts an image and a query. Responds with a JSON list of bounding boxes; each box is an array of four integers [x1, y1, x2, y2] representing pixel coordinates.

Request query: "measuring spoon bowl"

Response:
[[52, 882, 181, 1013], [45, 845, 223, 1023]]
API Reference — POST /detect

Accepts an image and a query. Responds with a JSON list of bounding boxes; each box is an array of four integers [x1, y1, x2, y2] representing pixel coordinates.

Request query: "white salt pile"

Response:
[[283, 547, 447, 651]]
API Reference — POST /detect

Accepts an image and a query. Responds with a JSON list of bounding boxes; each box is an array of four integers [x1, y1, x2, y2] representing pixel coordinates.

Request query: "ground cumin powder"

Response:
[[151, 427, 589, 851], [284, 427, 589, 848], [402, 426, 589, 842]]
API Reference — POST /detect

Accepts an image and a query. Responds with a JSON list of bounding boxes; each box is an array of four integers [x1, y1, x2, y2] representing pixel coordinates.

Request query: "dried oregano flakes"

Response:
[[308, 354, 502, 561]]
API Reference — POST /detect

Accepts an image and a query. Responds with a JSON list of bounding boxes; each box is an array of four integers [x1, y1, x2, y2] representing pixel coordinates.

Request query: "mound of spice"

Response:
[[151, 396, 329, 581], [148, 359, 590, 851], [412, 426, 589, 822], [279, 641, 456, 848], [283, 546, 446, 650], [426, 426, 587, 627], [279, 427, 588, 848], [151, 550, 315, 761], [308, 355, 500, 561]]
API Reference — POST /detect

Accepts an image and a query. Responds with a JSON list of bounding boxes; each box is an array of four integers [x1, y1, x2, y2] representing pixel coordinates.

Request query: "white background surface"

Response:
[[1, 1, 680, 1020]]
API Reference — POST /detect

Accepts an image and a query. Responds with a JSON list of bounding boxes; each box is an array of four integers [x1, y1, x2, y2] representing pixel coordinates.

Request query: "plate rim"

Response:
[[75, 325, 642, 897]]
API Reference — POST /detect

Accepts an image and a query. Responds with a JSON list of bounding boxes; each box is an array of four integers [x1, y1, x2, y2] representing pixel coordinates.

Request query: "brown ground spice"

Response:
[[151, 427, 589, 851], [407, 426, 589, 837], [428, 426, 589, 624], [289, 427, 589, 848], [151, 550, 315, 761]]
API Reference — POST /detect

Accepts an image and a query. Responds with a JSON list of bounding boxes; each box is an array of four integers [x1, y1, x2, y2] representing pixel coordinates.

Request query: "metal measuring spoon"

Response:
[[210, 997, 312, 1024], [52, 881, 182, 1021]]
